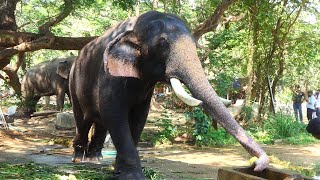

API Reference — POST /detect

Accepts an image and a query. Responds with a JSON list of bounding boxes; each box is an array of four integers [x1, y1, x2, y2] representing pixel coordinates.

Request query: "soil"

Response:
[[0, 107, 320, 180]]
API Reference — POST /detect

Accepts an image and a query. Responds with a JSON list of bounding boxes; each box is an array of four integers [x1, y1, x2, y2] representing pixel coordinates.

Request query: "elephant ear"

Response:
[[56, 60, 70, 79], [103, 21, 141, 79]]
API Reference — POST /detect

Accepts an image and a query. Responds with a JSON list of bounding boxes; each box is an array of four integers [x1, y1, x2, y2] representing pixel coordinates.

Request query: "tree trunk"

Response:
[[236, 1, 258, 122], [2, 68, 21, 96], [0, 0, 19, 31], [0, 0, 20, 69]]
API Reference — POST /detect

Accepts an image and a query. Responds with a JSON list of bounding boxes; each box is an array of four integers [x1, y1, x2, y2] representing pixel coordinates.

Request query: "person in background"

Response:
[[316, 90, 320, 118], [292, 85, 305, 123], [306, 90, 317, 121], [306, 117, 320, 139]]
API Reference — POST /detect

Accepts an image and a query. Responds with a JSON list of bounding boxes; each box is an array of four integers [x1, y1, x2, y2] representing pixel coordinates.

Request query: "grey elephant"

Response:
[[21, 56, 75, 115], [69, 11, 269, 179]]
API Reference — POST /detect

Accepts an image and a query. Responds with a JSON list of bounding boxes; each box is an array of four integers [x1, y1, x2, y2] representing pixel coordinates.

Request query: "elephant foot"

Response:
[[72, 150, 86, 162], [86, 151, 103, 162], [72, 145, 86, 162], [72, 145, 104, 163], [113, 157, 144, 180], [87, 142, 104, 161], [113, 169, 145, 180]]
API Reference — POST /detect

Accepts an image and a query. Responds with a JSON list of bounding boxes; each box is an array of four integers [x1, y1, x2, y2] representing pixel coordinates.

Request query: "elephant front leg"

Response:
[[56, 92, 65, 111], [23, 96, 40, 116], [101, 110, 144, 179], [129, 93, 152, 146]]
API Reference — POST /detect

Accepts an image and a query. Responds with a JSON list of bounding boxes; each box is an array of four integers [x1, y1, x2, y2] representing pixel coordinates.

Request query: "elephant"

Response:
[[306, 117, 320, 139], [69, 11, 269, 179], [21, 56, 75, 115]]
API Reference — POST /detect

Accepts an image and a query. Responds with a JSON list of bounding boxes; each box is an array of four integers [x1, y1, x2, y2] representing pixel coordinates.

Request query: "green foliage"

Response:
[[0, 162, 164, 179], [248, 112, 318, 145], [315, 162, 320, 177], [112, 0, 136, 10], [63, 102, 72, 110], [286, 133, 318, 145], [203, 28, 248, 97], [143, 167, 163, 180], [0, 163, 113, 179], [153, 113, 180, 145], [211, 73, 233, 98], [248, 128, 273, 144], [0, 163, 59, 179], [264, 113, 305, 139], [187, 108, 236, 147], [242, 106, 254, 121]]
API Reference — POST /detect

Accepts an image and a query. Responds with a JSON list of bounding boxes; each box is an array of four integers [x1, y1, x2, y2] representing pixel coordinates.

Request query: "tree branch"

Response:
[[0, 30, 97, 65], [0, 73, 5, 80], [13, 52, 25, 72], [0, 33, 55, 60], [192, 0, 238, 41], [38, 0, 73, 34]]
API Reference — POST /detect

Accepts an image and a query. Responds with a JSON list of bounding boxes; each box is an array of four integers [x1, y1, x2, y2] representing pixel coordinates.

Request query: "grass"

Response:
[[0, 162, 163, 180], [247, 112, 318, 145]]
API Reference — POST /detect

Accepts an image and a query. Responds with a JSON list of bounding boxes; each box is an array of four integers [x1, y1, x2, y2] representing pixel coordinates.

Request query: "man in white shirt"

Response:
[[306, 90, 317, 121]]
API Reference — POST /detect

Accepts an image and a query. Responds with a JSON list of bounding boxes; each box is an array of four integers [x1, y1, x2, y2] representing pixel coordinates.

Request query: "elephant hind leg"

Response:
[[71, 96, 92, 162], [87, 121, 107, 162]]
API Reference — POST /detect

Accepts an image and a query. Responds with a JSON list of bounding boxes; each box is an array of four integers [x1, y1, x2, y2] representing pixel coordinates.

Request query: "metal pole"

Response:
[[267, 76, 275, 114]]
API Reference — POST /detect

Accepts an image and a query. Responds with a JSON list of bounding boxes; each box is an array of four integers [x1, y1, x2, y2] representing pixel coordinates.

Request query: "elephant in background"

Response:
[[69, 11, 269, 179], [21, 56, 75, 115]]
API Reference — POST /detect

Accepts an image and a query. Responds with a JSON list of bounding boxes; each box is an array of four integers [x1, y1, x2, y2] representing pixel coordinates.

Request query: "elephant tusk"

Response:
[[219, 97, 232, 107], [170, 78, 203, 106]]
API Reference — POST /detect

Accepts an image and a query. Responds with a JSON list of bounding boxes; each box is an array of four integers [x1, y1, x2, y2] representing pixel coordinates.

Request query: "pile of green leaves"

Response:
[[142, 167, 163, 180], [0, 162, 163, 180], [0, 163, 112, 179]]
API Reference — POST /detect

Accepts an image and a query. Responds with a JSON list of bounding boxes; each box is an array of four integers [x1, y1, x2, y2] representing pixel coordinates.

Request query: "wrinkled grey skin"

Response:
[[69, 11, 269, 180], [21, 56, 75, 114]]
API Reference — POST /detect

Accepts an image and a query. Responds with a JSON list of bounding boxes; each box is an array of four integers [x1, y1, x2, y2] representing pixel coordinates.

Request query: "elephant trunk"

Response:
[[166, 35, 269, 171]]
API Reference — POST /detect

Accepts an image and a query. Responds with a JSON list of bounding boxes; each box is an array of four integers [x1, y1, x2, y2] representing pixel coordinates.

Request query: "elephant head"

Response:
[[104, 11, 268, 171], [56, 57, 75, 79]]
